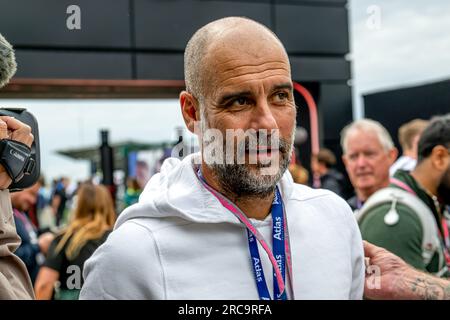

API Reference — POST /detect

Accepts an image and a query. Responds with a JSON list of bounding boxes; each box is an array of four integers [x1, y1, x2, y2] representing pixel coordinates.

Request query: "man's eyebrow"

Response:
[[217, 83, 293, 105], [218, 91, 252, 105], [272, 83, 293, 91]]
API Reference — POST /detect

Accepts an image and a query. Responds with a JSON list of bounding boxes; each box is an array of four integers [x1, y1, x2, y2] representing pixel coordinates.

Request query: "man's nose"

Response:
[[355, 154, 368, 168], [249, 99, 278, 131]]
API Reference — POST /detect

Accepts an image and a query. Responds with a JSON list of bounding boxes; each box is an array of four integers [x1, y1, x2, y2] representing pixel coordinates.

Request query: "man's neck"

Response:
[[411, 166, 438, 196], [356, 181, 389, 202], [200, 164, 275, 220], [403, 150, 417, 159], [234, 196, 274, 220], [355, 190, 371, 203]]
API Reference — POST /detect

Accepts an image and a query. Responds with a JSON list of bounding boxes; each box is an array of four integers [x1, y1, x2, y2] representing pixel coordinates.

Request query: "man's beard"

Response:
[[437, 165, 450, 205], [200, 109, 294, 199], [210, 138, 292, 199]]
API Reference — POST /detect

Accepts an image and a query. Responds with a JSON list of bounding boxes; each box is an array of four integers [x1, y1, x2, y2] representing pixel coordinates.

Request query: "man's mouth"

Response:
[[244, 147, 280, 167], [246, 145, 278, 152], [246, 147, 279, 156], [356, 172, 372, 178]]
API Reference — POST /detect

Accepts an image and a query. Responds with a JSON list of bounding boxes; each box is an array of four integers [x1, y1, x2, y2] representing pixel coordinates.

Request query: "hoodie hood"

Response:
[[115, 153, 294, 229]]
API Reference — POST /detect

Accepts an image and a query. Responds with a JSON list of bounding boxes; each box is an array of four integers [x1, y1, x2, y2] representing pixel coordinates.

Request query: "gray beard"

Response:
[[209, 138, 292, 199], [200, 106, 294, 200]]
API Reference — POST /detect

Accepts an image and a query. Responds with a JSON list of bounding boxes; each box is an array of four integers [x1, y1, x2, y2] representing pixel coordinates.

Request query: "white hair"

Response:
[[340, 118, 395, 154]]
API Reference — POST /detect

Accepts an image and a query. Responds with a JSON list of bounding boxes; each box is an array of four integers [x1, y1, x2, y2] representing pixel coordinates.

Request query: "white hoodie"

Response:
[[80, 153, 364, 300]]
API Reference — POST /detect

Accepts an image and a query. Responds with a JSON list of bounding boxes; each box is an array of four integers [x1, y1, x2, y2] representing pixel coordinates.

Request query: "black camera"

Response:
[[0, 108, 40, 191]]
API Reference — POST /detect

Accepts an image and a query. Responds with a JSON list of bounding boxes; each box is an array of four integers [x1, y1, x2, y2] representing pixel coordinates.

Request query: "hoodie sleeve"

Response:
[[80, 220, 166, 300]]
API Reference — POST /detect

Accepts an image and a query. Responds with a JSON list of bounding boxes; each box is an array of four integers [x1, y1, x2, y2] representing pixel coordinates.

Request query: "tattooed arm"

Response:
[[406, 273, 450, 300], [363, 241, 450, 300]]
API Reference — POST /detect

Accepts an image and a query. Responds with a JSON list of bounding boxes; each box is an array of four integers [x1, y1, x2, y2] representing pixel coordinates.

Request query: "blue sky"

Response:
[[2, 0, 450, 183]]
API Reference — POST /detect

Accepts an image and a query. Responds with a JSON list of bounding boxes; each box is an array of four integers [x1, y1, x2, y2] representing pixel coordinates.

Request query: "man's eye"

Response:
[[274, 92, 289, 103], [231, 97, 249, 107]]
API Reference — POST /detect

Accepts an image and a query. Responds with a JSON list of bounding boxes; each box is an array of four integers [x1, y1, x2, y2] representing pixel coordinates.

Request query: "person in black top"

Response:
[[34, 183, 116, 299], [11, 181, 55, 284], [51, 177, 69, 227]]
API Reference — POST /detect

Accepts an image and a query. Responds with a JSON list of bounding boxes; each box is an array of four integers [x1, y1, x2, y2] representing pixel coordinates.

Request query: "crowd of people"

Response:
[[0, 17, 449, 300], [8, 177, 116, 299]]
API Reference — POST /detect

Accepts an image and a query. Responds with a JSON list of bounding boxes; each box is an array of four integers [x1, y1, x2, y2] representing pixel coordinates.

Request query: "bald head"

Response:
[[184, 17, 289, 102]]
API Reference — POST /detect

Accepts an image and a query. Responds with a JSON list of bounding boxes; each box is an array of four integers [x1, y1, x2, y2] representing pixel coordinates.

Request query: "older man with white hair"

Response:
[[357, 115, 450, 277], [341, 119, 398, 212]]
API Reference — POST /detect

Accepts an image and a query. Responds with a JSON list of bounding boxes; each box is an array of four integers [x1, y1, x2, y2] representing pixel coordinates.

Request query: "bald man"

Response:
[[81, 17, 364, 300]]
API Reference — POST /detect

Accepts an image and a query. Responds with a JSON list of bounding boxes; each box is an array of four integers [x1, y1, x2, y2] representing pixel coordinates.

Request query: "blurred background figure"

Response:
[[24, 176, 46, 230], [51, 177, 70, 227], [357, 114, 450, 276], [123, 177, 142, 207], [34, 183, 116, 300], [390, 118, 429, 176], [11, 181, 55, 284], [154, 148, 175, 174], [311, 148, 345, 197], [135, 160, 150, 190], [288, 128, 310, 185], [341, 119, 398, 212], [288, 149, 309, 185], [36, 176, 50, 228]]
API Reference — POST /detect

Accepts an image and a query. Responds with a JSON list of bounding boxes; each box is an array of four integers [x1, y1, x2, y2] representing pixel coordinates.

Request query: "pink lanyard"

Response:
[[197, 171, 294, 299]]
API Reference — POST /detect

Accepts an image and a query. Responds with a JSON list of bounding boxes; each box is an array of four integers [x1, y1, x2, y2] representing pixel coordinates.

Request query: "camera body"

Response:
[[0, 108, 40, 190]]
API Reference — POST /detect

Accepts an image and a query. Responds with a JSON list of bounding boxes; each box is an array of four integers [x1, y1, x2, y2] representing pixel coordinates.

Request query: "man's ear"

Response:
[[180, 91, 200, 134], [388, 147, 398, 165], [431, 145, 450, 172]]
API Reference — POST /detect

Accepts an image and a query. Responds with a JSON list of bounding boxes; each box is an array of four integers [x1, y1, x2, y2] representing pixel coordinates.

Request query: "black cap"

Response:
[[417, 114, 450, 161]]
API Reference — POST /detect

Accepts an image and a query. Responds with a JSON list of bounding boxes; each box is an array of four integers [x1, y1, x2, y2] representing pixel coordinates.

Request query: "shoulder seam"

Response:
[[288, 191, 337, 203], [123, 217, 196, 233]]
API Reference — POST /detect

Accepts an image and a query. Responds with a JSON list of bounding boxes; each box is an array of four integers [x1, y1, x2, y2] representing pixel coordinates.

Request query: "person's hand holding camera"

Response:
[[0, 116, 33, 189]]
